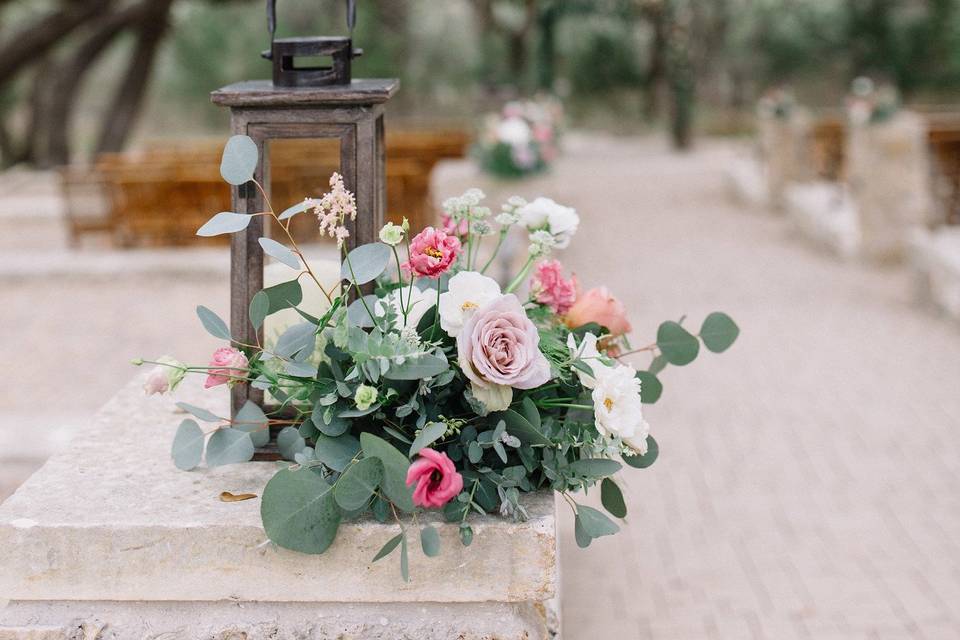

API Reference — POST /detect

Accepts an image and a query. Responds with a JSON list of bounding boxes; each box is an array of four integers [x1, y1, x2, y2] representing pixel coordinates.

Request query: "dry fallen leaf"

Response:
[[219, 491, 257, 502]]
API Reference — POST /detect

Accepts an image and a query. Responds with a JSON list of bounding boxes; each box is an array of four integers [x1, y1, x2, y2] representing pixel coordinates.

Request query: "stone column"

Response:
[[0, 376, 559, 639], [847, 111, 933, 262]]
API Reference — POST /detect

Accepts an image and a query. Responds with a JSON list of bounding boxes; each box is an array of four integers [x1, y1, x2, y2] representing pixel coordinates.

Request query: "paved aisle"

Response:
[[548, 137, 960, 639]]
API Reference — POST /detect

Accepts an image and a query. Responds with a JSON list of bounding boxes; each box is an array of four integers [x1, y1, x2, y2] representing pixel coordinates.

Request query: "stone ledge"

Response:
[[0, 375, 557, 605]]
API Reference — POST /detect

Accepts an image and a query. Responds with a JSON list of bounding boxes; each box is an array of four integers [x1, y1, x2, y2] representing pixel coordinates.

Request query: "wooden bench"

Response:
[[63, 130, 469, 247]]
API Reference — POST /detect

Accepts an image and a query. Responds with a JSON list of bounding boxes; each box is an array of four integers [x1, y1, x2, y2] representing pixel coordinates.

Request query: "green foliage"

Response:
[[314, 433, 360, 472], [261, 468, 341, 554], [196, 305, 231, 340], [196, 212, 251, 237], [259, 237, 300, 270], [341, 242, 392, 284], [601, 478, 627, 518], [420, 525, 441, 557], [234, 400, 269, 448], [220, 135, 258, 186], [249, 290, 270, 332], [574, 504, 620, 548], [264, 280, 303, 314], [657, 321, 699, 366], [360, 433, 414, 512], [635, 370, 663, 404], [623, 436, 659, 469], [700, 312, 740, 353], [409, 421, 448, 457], [334, 457, 383, 511], [205, 428, 255, 467], [171, 419, 204, 471]]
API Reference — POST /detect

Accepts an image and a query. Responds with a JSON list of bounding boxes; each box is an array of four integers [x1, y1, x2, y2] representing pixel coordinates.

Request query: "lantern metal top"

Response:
[[211, 78, 399, 108]]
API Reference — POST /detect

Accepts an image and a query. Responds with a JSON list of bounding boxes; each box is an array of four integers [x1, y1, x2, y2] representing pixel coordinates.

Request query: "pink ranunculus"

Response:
[[531, 259, 577, 314], [565, 286, 632, 337], [403, 226, 462, 279], [204, 347, 249, 389], [143, 366, 169, 395], [406, 448, 464, 509], [458, 294, 551, 391], [440, 213, 469, 238]]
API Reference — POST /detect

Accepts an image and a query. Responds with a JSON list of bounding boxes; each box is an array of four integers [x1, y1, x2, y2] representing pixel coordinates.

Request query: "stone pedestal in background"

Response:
[[757, 112, 811, 211], [847, 112, 932, 262], [0, 377, 558, 639]]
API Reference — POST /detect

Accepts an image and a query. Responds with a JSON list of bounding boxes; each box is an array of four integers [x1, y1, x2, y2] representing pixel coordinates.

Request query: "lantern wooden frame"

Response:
[[211, 78, 399, 416]]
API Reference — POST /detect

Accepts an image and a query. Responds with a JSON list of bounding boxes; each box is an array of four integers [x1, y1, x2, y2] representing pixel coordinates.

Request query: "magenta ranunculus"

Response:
[[565, 286, 632, 337], [404, 226, 462, 279], [406, 448, 464, 508], [204, 347, 249, 389], [457, 294, 551, 392], [531, 259, 577, 314]]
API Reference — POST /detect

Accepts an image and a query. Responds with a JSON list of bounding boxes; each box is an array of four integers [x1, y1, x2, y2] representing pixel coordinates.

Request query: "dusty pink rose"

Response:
[[143, 366, 169, 395], [406, 448, 464, 508], [403, 226, 462, 279], [440, 214, 469, 237], [531, 259, 577, 314], [458, 294, 551, 391], [565, 286, 632, 337], [204, 347, 249, 389]]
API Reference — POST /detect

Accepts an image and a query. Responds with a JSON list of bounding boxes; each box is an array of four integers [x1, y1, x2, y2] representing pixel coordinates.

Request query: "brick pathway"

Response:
[[3, 136, 960, 638]]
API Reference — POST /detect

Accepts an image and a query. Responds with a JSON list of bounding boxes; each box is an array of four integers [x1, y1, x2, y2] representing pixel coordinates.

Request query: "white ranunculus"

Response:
[[496, 117, 532, 147], [591, 365, 650, 455], [518, 197, 579, 249], [438, 271, 502, 337], [470, 381, 513, 413], [566, 332, 614, 388], [376, 285, 435, 330]]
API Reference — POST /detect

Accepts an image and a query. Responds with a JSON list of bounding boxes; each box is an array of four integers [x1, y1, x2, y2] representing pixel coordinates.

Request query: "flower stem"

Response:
[[480, 230, 507, 274], [392, 245, 407, 324], [429, 283, 442, 341], [504, 256, 535, 294]]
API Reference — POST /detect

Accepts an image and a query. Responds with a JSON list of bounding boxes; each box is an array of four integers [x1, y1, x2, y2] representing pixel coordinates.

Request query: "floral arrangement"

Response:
[[474, 96, 562, 179], [846, 76, 900, 126], [137, 135, 739, 579]]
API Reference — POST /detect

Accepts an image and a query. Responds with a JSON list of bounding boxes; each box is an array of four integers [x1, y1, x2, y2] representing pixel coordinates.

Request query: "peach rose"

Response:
[[565, 286, 631, 337]]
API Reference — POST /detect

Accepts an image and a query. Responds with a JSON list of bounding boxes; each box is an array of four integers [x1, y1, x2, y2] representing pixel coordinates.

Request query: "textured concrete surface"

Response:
[[0, 376, 556, 605], [4, 134, 960, 638], [911, 226, 960, 324]]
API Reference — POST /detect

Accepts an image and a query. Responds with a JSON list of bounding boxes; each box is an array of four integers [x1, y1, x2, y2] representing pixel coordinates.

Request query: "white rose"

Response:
[[566, 332, 615, 388], [438, 271, 502, 337], [591, 365, 650, 454], [496, 117, 532, 147], [518, 197, 579, 249], [376, 285, 435, 330]]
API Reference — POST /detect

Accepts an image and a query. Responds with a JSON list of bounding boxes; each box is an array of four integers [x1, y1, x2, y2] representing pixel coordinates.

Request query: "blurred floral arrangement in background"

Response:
[[474, 96, 563, 179], [846, 76, 900, 126]]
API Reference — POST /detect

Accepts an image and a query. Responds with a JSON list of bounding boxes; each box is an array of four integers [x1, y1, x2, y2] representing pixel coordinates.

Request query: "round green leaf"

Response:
[[171, 419, 204, 471], [341, 242, 392, 284], [409, 421, 447, 457], [334, 457, 383, 511], [360, 433, 414, 512], [635, 370, 663, 404], [196, 212, 252, 237], [576, 504, 620, 538], [314, 433, 360, 472], [277, 426, 306, 461], [206, 428, 255, 467], [420, 525, 441, 557], [234, 400, 270, 448], [657, 321, 699, 366], [700, 312, 740, 353], [600, 478, 627, 518], [265, 280, 303, 313], [567, 458, 622, 478], [623, 435, 659, 469], [249, 290, 270, 331], [220, 135, 258, 186], [261, 468, 341, 554], [259, 237, 300, 270]]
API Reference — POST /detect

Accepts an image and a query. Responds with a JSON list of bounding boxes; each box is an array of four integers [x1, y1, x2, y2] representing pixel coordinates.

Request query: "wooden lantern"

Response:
[[211, 79, 399, 416]]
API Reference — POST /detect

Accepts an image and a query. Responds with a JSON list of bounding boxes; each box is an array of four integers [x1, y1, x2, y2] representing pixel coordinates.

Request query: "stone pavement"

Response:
[[3, 135, 960, 638]]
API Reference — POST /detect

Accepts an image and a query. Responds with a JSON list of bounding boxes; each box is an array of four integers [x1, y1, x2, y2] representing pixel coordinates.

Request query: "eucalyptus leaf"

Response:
[[383, 354, 449, 381], [278, 199, 313, 220], [347, 295, 380, 328], [314, 433, 360, 472], [334, 457, 383, 511], [567, 458, 622, 478], [574, 516, 593, 548], [360, 432, 414, 512], [285, 360, 318, 378], [340, 242, 392, 284], [196, 212, 252, 237], [234, 400, 270, 448], [496, 409, 553, 447], [176, 402, 223, 423], [623, 435, 659, 469], [409, 421, 447, 457], [576, 504, 620, 538], [220, 134, 258, 185], [372, 532, 404, 562], [420, 524, 440, 557], [400, 532, 410, 582], [206, 428, 255, 467], [274, 322, 316, 359], [259, 237, 301, 269], [635, 370, 663, 404], [648, 355, 668, 375], [277, 426, 306, 461], [312, 404, 349, 437], [260, 468, 341, 554], [249, 290, 270, 331], [265, 280, 303, 313], [601, 478, 627, 518], [657, 321, 699, 366], [700, 312, 740, 353], [196, 305, 231, 340], [171, 419, 204, 471]]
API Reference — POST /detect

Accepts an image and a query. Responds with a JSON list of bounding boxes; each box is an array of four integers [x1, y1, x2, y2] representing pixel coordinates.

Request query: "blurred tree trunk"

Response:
[[536, 3, 557, 91], [665, 0, 695, 150], [641, 2, 667, 122], [471, 0, 538, 91], [95, 0, 175, 154]]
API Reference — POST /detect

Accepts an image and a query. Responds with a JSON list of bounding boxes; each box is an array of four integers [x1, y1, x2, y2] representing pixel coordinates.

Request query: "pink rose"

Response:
[[204, 347, 249, 389], [406, 448, 464, 508], [531, 259, 577, 314], [458, 294, 551, 391], [440, 214, 469, 238], [565, 286, 632, 337], [404, 226, 462, 279], [143, 366, 169, 395]]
